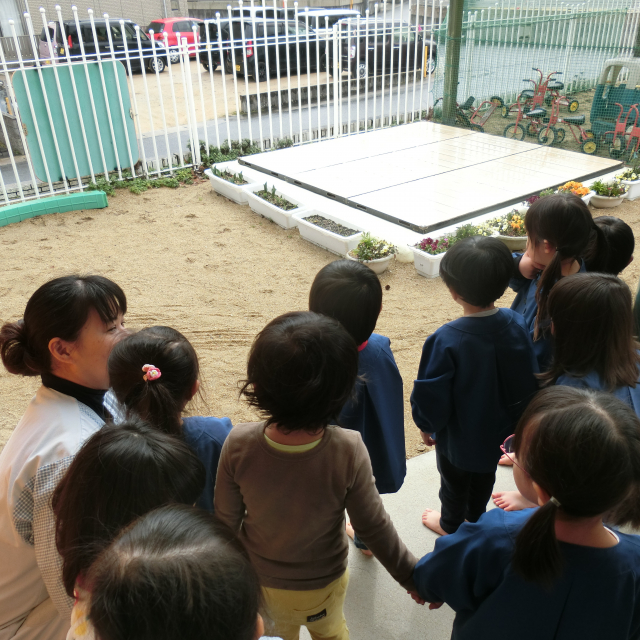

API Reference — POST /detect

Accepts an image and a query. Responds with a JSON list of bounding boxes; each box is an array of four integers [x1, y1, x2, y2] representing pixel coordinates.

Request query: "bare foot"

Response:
[[498, 454, 514, 466], [345, 522, 373, 556], [421, 508, 448, 536], [492, 491, 537, 511]]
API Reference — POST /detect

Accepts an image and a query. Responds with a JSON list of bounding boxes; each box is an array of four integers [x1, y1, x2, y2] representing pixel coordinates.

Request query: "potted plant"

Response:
[[346, 233, 397, 274], [556, 181, 592, 205], [292, 210, 364, 256], [244, 182, 308, 229], [409, 235, 452, 278], [615, 166, 640, 201], [477, 209, 528, 251], [589, 179, 628, 209], [204, 162, 264, 205]]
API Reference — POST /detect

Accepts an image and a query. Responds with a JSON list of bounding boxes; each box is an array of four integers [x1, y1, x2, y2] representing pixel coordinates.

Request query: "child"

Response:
[[108, 325, 232, 512], [86, 505, 264, 640], [510, 193, 606, 369], [53, 419, 205, 639], [309, 259, 405, 555], [494, 272, 640, 512], [412, 387, 640, 640], [586, 215, 634, 275], [215, 311, 416, 640], [411, 236, 538, 536]]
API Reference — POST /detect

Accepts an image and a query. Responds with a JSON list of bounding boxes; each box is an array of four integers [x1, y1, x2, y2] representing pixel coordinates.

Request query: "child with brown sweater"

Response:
[[214, 311, 416, 640]]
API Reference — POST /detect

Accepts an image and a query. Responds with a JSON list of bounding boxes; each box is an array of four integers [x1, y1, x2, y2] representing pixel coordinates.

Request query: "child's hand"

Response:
[[407, 590, 426, 605], [420, 431, 436, 447], [519, 253, 542, 280]]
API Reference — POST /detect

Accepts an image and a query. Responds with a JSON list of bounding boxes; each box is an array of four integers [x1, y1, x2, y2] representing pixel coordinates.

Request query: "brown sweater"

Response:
[[214, 422, 417, 591]]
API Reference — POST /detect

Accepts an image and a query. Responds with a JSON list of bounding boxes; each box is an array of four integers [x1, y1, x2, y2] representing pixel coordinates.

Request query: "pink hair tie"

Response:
[[142, 364, 162, 381]]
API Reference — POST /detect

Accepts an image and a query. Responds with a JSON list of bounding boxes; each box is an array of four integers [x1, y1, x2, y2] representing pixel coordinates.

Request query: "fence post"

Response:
[[442, 0, 464, 125]]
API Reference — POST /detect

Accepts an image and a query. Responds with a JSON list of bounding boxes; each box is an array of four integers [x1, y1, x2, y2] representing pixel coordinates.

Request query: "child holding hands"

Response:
[[215, 311, 416, 640]]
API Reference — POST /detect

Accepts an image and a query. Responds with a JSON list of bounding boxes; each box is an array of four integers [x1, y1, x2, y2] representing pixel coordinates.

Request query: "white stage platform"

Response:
[[239, 123, 622, 233]]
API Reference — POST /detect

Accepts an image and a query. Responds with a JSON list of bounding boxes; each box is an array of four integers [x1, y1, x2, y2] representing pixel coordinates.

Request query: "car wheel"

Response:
[[168, 48, 180, 64], [148, 56, 165, 73], [202, 60, 210, 72], [321, 55, 333, 76], [224, 54, 234, 75], [351, 62, 367, 79], [254, 62, 267, 82], [425, 57, 436, 75]]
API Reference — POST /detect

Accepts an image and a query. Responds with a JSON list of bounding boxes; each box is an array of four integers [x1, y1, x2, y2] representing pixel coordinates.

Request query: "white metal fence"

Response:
[[0, 0, 636, 206]]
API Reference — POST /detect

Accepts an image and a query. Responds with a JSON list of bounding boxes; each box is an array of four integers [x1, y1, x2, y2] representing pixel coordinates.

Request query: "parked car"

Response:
[[326, 19, 437, 78], [303, 9, 361, 39], [214, 18, 324, 81], [146, 17, 202, 64], [199, 19, 228, 71], [39, 19, 168, 72]]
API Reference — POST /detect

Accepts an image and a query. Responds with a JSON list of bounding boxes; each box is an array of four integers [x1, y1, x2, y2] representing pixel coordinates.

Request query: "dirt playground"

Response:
[[1, 175, 640, 458]]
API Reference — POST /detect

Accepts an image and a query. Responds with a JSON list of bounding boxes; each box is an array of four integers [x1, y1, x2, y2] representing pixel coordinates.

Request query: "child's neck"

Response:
[[554, 513, 618, 548], [265, 423, 325, 445], [560, 258, 581, 277], [459, 301, 495, 317]]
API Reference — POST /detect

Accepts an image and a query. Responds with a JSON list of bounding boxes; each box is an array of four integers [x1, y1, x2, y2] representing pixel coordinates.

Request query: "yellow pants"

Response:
[[261, 570, 350, 640]]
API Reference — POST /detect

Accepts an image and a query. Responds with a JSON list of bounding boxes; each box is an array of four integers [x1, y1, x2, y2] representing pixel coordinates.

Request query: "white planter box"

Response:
[[495, 235, 527, 251], [205, 163, 265, 205], [590, 193, 626, 209], [409, 245, 446, 278], [621, 179, 640, 201], [293, 210, 364, 256], [244, 185, 308, 229]]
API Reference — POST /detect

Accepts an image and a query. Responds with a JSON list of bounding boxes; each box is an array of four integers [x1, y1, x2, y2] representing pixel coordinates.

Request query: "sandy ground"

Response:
[[1, 177, 640, 457]]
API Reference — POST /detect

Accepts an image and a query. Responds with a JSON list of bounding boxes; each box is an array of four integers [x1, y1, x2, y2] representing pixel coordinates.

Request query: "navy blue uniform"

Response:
[[411, 309, 538, 533], [182, 416, 233, 512], [414, 508, 640, 640], [338, 333, 406, 495]]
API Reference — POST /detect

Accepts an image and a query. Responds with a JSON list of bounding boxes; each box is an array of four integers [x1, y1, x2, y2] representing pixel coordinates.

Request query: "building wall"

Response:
[[22, 0, 190, 33], [187, 0, 363, 20]]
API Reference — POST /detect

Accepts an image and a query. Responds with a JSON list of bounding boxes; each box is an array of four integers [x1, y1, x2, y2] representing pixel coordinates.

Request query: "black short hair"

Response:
[[241, 311, 358, 433], [439, 236, 513, 307], [88, 505, 260, 640], [309, 260, 382, 345], [588, 216, 635, 275]]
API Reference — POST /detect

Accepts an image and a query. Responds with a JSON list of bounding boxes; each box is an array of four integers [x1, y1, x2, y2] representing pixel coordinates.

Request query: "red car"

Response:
[[146, 17, 203, 63]]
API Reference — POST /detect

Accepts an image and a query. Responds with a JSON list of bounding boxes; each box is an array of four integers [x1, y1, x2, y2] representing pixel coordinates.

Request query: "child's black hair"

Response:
[[541, 272, 640, 390], [439, 236, 513, 307], [586, 216, 635, 276], [524, 193, 607, 339], [0, 275, 126, 376], [87, 504, 260, 640], [512, 387, 640, 586], [108, 326, 200, 436], [309, 259, 382, 345], [241, 311, 358, 433], [52, 419, 205, 597]]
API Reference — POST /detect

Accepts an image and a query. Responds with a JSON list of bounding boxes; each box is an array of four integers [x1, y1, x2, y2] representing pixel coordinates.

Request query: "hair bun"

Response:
[[0, 319, 40, 376]]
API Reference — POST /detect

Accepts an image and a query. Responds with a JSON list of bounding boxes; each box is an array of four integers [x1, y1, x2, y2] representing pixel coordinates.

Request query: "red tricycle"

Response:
[[601, 102, 640, 160], [434, 95, 504, 132], [529, 97, 596, 154], [503, 92, 545, 140]]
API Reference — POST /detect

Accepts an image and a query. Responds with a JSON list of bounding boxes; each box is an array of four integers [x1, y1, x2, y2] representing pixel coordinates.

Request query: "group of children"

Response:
[[0, 192, 640, 640]]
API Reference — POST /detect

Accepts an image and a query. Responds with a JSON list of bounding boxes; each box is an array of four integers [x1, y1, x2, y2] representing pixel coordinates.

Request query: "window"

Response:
[[147, 21, 164, 33], [173, 21, 192, 32], [40, 26, 55, 42], [392, 26, 415, 44], [288, 23, 308, 35]]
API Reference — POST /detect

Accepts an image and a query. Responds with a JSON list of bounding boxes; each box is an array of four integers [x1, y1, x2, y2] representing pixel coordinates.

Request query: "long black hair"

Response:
[[87, 505, 260, 640], [511, 387, 640, 585], [0, 275, 126, 376], [524, 194, 606, 339]]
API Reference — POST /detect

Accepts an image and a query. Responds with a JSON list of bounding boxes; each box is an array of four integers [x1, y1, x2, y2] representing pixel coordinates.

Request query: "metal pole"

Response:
[[442, 0, 463, 125]]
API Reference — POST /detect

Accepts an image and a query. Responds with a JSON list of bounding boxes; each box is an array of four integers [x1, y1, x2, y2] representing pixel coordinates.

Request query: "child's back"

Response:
[[310, 260, 405, 495], [415, 508, 640, 640], [412, 308, 538, 472]]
